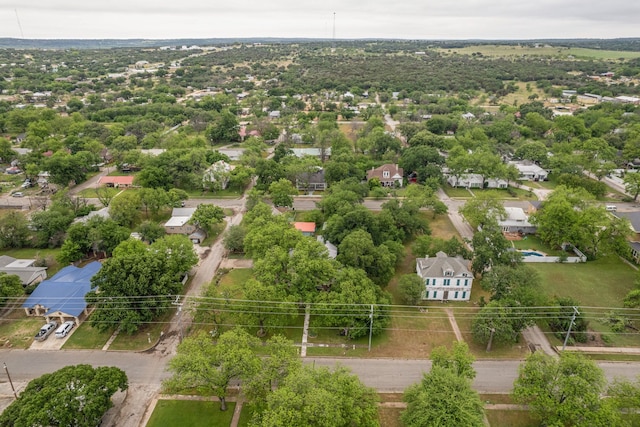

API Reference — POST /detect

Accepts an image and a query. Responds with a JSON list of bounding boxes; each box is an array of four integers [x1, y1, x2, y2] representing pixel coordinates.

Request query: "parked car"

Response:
[[54, 321, 75, 338], [11, 192, 23, 197], [34, 321, 58, 341], [21, 179, 32, 188]]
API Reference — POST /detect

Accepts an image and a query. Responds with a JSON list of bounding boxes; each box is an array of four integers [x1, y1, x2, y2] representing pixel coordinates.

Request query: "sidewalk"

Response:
[[563, 346, 640, 355]]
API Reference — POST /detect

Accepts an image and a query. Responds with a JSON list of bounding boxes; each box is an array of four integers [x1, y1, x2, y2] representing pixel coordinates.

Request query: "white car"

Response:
[[54, 321, 75, 338]]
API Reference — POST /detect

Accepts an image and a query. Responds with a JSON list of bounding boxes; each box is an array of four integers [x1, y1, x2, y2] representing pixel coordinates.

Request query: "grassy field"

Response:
[[63, 322, 114, 349], [531, 255, 636, 308], [511, 235, 565, 256], [109, 310, 173, 351], [0, 312, 43, 349], [531, 255, 640, 347], [146, 400, 235, 427], [442, 185, 473, 198], [438, 44, 640, 60]]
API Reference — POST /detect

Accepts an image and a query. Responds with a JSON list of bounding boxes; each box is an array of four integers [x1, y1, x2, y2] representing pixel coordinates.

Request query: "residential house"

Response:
[[416, 252, 473, 301], [202, 160, 233, 190], [22, 261, 101, 326], [367, 164, 404, 188], [164, 207, 197, 235], [317, 236, 337, 259], [0, 256, 47, 286], [296, 168, 327, 192], [498, 207, 537, 235], [613, 211, 640, 240], [628, 242, 640, 264], [447, 173, 508, 189], [293, 222, 316, 237], [269, 110, 281, 119], [509, 161, 549, 181], [291, 148, 332, 160], [97, 175, 135, 188]]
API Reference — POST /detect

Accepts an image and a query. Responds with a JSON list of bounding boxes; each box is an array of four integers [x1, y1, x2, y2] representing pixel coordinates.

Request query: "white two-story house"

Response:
[[416, 251, 473, 301]]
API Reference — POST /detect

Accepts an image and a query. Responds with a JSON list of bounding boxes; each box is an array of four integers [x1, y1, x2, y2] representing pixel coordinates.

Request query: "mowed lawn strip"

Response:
[[147, 400, 235, 427], [63, 322, 115, 349], [530, 255, 636, 308]]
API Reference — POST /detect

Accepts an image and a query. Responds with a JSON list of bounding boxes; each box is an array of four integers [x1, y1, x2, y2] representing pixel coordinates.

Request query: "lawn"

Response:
[[442, 185, 473, 198], [531, 255, 636, 308], [77, 187, 120, 198], [378, 407, 403, 427], [531, 255, 640, 347], [63, 322, 115, 349], [428, 213, 460, 241], [108, 310, 173, 351], [510, 235, 565, 256], [0, 313, 43, 349], [146, 400, 235, 427]]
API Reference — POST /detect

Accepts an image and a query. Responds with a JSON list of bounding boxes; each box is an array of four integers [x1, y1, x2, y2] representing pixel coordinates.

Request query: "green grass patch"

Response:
[[438, 44, 640, 60], [0, 314, 43, 350], [109, 310, 173, 351], [428, 213, 461, 241], [442, 185, 473, 198], [531, 255, 636, 308], [199, 222, 227, 246], [237, 402, 257, 426], [510, 235, 565, 256], [485, 409, 538, 427], [63, 322, 115, 349], [582, 353, 640, 362], [147, 400, 235, 427]]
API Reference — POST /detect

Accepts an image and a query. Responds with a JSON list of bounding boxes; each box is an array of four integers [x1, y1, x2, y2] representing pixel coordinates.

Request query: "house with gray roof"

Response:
[[416, 252, 473, 301], [0, 255, 47, 286]]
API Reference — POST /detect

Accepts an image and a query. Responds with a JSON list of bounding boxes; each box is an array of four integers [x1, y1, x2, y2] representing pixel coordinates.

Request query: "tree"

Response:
[[459, 191, 506, 229], [109, 191, 141, 228], [95, 186, 114, 207], [87, 237, 197, 334], [223, 225, 245, 253], [258, 365, 379, 427], [624, 172, 640, 201], [0, 211, 30, 249], [513, 352, 620, 426], [137, 220, 166, 243], [480, 264, 545, 308], [268, 178, 297, 208], [401, 365, 484, 427], [470, 224, 520, 275], [430, 341, 476, 380], [471, 300, 521, 347], [398, 274, 424, 305], [237, 279, 297, 336], [548, 296, 589, 344], [337, 229, 396, 286], [138, 187, 170, 216], [205, 109, 240, 144], [0, 273, 23, 305], [165, 329, 261, 411], [190, 204, 224, 231], [0, 365, 127, 427]]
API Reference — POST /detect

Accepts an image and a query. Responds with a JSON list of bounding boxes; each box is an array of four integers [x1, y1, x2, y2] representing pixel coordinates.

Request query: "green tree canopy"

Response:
[[0, 365, 127, 427], [513, 352, 620, 427]]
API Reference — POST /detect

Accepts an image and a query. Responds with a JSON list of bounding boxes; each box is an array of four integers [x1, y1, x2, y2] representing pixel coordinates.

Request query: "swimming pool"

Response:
[[519, 250, 544, 257]]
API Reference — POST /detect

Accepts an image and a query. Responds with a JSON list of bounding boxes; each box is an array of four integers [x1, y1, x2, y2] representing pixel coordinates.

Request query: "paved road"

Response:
[[1, 351, 639, 396]]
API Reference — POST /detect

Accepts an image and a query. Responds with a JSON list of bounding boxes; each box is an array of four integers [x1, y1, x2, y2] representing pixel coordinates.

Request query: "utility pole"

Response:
[[562, 306, 580, 351], [368, 304, 374, 352], [172, 296, 184, 343], [4, 363, 17, 399], [332, 12, 336, 51], [486, 328, 496, 352]]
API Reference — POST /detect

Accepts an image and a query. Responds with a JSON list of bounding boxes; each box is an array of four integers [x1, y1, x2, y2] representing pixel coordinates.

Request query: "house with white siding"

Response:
[[416, 252, 473, 301]]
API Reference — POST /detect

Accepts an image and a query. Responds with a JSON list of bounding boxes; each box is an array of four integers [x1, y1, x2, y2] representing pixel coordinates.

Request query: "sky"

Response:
[[0, 1, 639, 40]]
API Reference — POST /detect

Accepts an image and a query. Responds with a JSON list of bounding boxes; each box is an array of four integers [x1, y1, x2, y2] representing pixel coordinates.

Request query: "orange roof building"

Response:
[[293, 222, 316, 236], [97, 176, 135, 187]]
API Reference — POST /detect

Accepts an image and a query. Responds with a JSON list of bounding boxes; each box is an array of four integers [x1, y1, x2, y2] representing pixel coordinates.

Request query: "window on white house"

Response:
[[383, 171, 390, 178]]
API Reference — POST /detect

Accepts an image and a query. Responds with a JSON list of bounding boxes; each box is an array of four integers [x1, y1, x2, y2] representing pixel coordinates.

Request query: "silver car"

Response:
[[34, 321, 58, 341]]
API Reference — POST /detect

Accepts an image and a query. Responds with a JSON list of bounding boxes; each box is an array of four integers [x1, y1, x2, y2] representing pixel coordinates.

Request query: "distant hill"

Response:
[[0, 37, 639, 51], [0, 38, 331, 49]]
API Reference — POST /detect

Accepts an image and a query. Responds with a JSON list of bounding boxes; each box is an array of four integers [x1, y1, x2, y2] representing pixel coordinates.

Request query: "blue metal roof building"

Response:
[[22, 261, 101, 325]]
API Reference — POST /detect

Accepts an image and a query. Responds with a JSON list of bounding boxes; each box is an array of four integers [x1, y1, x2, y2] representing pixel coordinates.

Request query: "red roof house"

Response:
[[293, 222, 316, 236]]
